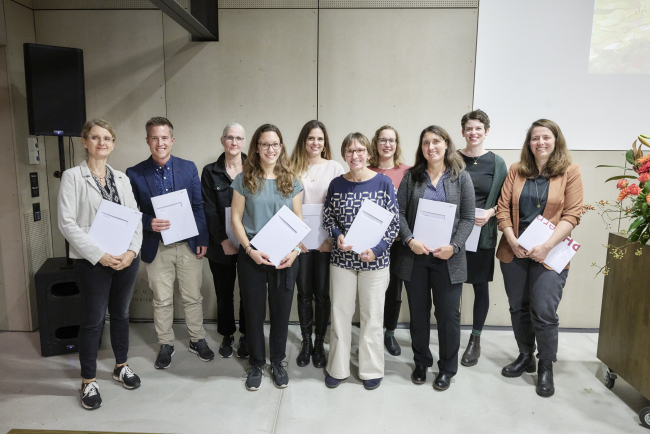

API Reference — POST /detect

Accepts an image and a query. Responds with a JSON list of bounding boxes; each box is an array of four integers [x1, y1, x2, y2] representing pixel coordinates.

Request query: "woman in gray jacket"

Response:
[[396, 125, 475, 391], [58, 119, 143, 410]]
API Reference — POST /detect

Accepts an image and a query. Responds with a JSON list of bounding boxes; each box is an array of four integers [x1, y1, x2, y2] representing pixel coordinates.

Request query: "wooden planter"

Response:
[[597, 232, 650, 428]]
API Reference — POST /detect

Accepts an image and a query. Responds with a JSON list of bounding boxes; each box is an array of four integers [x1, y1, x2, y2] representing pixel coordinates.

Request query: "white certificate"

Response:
[[412, 198, 457, 251], [250, 205, 311, 266], [517, 215, 581, 273], [151, 189, 199, 245], [301, 204, 328, 250], [344, 199, 395, 255], [88, 199, 142, 255], [465, 208, 485, 253], [225, 207, 240, 248]]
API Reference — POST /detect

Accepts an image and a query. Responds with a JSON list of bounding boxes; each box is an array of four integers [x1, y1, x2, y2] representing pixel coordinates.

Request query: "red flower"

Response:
[[639, 173, 650, 184], [639, 161, 650, 174], [617, 179, 629, 189], [626, 184, 641, 196]]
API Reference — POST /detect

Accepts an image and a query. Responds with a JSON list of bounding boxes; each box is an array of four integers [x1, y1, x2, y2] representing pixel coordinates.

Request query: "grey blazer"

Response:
[[395, 169, 476, 284]]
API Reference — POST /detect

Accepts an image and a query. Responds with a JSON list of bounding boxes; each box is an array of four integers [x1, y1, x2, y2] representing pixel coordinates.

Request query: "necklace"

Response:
[[461, 149, 482, 165], [306, 161, 325, 183], [534, 178, 549, 208]]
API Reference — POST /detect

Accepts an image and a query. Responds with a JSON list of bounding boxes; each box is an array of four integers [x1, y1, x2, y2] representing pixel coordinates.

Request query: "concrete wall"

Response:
[[0, 4, 622, 329]]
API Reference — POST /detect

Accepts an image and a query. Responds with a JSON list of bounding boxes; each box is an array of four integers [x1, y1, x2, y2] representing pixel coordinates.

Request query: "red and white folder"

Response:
[[517, 215, 581, 273]]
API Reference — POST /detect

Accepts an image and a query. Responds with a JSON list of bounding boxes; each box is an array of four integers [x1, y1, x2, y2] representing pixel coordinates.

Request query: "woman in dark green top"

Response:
[[457, 110, 507, 367]]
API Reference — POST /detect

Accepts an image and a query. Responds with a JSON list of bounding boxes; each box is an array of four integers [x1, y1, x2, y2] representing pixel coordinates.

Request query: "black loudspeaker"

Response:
[[35, 257, 82, 357], [23, 43, 86, 137]]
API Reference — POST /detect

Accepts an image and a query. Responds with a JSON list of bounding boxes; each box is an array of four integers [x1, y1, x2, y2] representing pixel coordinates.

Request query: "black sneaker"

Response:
[[154, 344, 175, 369], [189, 338, 215, 361], [219, 335, 234, 358], [246, 365, 264, 391], [81, 381, 102, 410], [237, 335, 249, 359], [270, 362, 289, 388], [112, 364, 141, 390]]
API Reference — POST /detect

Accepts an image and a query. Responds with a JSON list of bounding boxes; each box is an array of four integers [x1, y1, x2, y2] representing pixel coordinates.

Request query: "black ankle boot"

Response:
[[296, 333, 312, 367], [461, 335, 481, 367], [501, 353, 536, 378], [312, 333, 327, 368], [536, 360, 555, 397]]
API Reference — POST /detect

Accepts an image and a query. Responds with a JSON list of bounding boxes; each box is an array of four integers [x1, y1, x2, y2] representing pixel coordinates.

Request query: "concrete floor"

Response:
[[0, 324, 648, 434]]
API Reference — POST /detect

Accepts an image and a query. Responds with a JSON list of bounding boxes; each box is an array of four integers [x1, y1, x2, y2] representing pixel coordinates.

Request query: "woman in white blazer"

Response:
[[57, 119, 143, 411]]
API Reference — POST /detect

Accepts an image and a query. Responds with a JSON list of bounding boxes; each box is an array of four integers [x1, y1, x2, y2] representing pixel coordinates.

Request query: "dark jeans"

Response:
[[383, 243, 404, 331], [75, 256, 140, 379], [296, 250, 331, 336], [237, 246, 297, 367], [500, 257, 568, 362], [471, 282, 490, 331], [404, 254, 462, 376], [208, 259, 246, 337]]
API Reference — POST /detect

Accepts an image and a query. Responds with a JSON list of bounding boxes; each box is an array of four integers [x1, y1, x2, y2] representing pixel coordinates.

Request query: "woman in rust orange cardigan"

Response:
[[496, 119, 583, 398]]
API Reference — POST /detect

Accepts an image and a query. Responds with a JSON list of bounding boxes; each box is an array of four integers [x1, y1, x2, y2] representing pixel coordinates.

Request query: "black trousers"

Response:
[[404, 254, 462, 376], [75, 256, 140, 379], [296, 250, 331, 336], [500, 257, 568, 362], [208, 259, 246, 337], [237, 246, 297, 367], [383, 243, 404, 331]]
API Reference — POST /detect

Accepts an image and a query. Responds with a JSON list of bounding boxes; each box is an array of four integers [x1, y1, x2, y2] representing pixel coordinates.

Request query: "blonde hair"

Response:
[[368, 125, 404, 168], [81, 119, 115, 159], [243, 124, 296, 197]]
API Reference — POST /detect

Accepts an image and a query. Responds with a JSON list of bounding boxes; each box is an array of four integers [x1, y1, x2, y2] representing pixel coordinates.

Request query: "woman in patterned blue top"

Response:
[[322, 132, 399, 391]]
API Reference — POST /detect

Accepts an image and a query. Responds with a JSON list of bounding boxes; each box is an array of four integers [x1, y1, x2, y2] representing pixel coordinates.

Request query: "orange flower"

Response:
[[626, 184, 641, 196], [639, 173, 650, 184], [637, 154, 650, 165], [616, 179, 629, 190], [647, 195, 650, 205], [617, 190, 629, 201]]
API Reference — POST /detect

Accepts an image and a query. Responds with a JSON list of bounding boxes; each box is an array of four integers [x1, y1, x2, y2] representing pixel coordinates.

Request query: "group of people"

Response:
[[57, 110, 584, 410]]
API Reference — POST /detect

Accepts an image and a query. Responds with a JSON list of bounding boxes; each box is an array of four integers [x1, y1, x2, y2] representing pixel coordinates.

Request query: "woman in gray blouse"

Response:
[[395, 125, 475, 391]]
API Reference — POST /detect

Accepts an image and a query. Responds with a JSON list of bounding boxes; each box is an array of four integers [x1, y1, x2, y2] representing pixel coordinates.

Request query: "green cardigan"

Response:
[[478, 153, 508, 249]]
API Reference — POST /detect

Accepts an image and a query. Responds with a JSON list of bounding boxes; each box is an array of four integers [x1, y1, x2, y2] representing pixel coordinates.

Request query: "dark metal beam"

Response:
[[150, 0, 217, 41]]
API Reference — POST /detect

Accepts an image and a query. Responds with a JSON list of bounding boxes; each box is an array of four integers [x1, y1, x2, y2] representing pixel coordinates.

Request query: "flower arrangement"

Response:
[[592, 134, 650, 275]]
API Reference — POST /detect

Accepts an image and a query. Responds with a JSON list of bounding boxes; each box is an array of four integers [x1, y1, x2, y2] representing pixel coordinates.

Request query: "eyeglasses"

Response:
[[378, 138, 396, 145], [422, 139, 444, 147], [88, 135, 114, 143], [345, 148, 367, 156], [259, 142, 282, 150], [224, 136, 245, 143]]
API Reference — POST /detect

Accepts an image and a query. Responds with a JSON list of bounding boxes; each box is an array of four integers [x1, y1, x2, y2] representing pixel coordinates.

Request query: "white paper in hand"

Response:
[[151, 189, 199, 245], [465, 208, 485, 252], [344, 199, 395, 255], [88, 199, 142, 255], [517, 215, 581, 273], [250, 205, 311, 266], [412, 198, 457, 251], [225, 207, 240, 248], [302, 204, 328, 250]]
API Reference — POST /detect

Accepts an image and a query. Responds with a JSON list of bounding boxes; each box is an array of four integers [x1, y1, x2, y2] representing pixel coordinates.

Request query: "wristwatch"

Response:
[[293, 247, 301, 256], [452, 243, 460, 254]]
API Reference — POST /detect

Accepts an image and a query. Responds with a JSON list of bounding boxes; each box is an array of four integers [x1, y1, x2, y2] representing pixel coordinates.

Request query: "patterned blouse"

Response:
[[323, 173, 399, 271], [91, 167, 121, 205]]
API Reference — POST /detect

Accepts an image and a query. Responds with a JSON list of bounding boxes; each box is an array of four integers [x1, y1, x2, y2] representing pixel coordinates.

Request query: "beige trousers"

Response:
[[144, 242, 206, 345], [326, 265, 390, 380]]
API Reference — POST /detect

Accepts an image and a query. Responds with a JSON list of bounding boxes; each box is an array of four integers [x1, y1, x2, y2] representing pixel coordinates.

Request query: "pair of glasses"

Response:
[[345, 149, 367, 156], [378, 138, 396, 145], [224, 136, 245, 143], [422, 139, 444, 147], [259, 143, 282, 150], [88, 135, 114, 143]]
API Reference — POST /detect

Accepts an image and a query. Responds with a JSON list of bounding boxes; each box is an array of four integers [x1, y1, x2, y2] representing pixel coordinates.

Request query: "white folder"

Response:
[[301, 204, 328, 250], [88, 199, 142, 255], [517, 215, 581, 273], [250, 205, 311, 266], [465, 208, 485, 252], [151, 189, 199, 245], [412, 198, 457, 251], [225, 207, 240, 248], [344, 199, 395, 255]]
